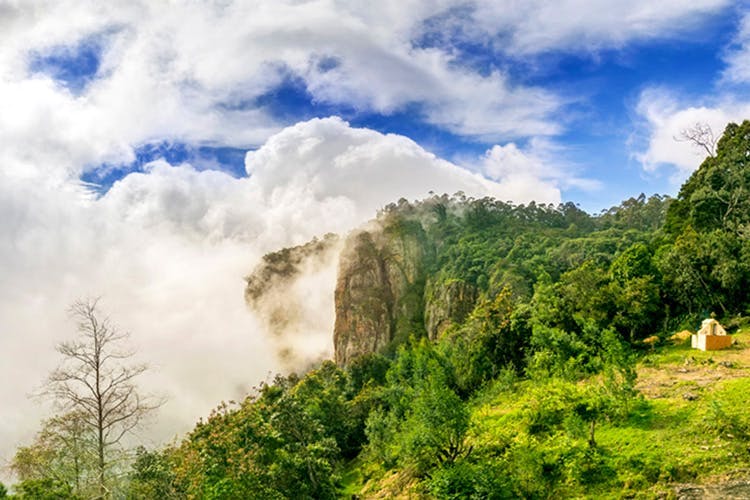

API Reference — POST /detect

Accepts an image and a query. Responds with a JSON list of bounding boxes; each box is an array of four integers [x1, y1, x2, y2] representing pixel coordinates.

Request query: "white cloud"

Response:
[[634, 88, 750, 179], [0, 0, 729, 163], [244, 117, 518, 218], [470, 0, 731, 54], [0, 117, 575, 479], [0, 0, 561, 166], [722, 11, 750, 84], [479, 138, 600, 204]]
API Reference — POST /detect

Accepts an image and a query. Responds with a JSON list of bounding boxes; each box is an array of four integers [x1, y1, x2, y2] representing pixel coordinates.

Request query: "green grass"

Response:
[[340, 331, 750, 498], [465, 335, 750, 498], [339, 457, 366, 496]]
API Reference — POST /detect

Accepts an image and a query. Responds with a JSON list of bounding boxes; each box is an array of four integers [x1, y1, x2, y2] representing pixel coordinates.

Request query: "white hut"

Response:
[[691, 318, 732, 351]]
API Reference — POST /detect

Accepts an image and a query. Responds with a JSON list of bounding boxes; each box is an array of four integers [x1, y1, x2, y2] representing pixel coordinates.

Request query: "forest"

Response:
[[6, 121, 750, 498]]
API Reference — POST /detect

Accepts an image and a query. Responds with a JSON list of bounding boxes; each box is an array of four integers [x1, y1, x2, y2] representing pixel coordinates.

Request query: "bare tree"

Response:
[[44, 298, 161, 499], [675, 122, 717, 158]]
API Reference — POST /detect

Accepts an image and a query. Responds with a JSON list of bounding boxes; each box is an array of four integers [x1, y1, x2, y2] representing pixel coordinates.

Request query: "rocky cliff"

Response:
[[332, 215, 480, 365], [424, 277, 478, 340], [244, 210, 485, 367], [333, 219, 433, 365]]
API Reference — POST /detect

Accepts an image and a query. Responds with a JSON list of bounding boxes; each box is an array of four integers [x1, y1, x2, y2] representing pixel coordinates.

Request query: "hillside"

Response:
[[343, 328, 750, 498], [126, 120, 747, 499], [8, 121, 750, 498]]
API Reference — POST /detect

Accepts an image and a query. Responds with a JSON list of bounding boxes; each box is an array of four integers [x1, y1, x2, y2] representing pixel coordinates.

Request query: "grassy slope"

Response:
[[474, 328, 750, 499], [345, 326, 750, 498]]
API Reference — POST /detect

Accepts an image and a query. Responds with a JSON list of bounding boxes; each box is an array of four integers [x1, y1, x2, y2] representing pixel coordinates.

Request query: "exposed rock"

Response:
[[334, 230, 394, 367], [333, 220, 433, 366], [424, 278, 478, 340], [675, 480, 750, 499], [683, 392, 699, 401]]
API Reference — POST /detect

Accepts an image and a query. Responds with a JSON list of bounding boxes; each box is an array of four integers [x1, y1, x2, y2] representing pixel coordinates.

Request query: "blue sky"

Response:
[[15, 0, 749, 213]]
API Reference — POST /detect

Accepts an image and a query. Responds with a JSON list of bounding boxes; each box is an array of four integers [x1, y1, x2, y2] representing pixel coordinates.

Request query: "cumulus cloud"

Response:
[[244, 117, 515, 219], [0, 117, 576, 478], [479, 138, 600, 204], [634, 88, 750, 179]]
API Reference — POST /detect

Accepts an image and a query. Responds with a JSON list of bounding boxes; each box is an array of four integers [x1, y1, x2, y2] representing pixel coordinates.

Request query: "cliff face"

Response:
[[424, 278, 478, 340], [332, 214, 487, 365], [244, 210, 485, 367], [333, 220, 432, 366]]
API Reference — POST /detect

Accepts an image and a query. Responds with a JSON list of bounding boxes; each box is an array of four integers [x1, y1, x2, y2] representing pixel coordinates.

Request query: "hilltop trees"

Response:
[[659, 120, 750, 318], [667, 120, 750, 235]]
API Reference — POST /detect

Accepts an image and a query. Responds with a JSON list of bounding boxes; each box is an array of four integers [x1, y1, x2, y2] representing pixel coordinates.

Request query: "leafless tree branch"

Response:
[[41, 298, 163, 499], [674, 122, 717, 158]]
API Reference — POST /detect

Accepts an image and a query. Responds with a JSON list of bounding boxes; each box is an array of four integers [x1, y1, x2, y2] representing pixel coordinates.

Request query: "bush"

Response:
[[426, 459, 513, 499]]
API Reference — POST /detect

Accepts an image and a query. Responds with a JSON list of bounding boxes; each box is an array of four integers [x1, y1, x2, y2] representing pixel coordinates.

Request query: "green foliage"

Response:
[[426, 458, 513, 499], [127, 446, 181, 499], [364, 340, 470, 477], [11, 411, 99, 499], [667, 120, 750, 235], [398, 377, 470, 474], [13, 478, 78, 500], [170, 374, 342, 499], [600, 193, 671, 231], [656, 120, 750, 318], [445, 288, 528, 394], [346, 353, 390, 395]]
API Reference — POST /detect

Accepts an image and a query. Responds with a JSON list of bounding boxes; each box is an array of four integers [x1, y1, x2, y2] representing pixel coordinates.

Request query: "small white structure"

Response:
[[691, 318, 732, 351]]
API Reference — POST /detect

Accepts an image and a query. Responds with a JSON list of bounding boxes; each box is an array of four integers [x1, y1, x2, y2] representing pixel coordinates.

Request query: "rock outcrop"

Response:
[[674, 480, 750, 499], [333, 220, 433, 366], [243, 209, 488, 367], [424, 278, 478, 340]]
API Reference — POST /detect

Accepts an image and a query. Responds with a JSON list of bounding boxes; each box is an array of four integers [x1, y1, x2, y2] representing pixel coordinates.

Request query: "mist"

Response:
[[0, 117, 538, 479]]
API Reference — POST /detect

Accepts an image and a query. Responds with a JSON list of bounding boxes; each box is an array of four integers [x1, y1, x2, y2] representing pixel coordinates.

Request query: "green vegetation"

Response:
[[11, 120, 750, 498]]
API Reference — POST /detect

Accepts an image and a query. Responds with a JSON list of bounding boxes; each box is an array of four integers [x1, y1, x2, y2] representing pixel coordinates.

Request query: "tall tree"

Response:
[[43, 298, 160, 498]]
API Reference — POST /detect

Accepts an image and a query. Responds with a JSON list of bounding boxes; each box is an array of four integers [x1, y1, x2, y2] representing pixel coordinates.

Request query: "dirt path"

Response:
[[636, 335, 750, 399]]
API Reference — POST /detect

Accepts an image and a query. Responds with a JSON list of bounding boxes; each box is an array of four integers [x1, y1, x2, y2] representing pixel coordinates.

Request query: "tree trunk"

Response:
[[98, 427, 105, 499]]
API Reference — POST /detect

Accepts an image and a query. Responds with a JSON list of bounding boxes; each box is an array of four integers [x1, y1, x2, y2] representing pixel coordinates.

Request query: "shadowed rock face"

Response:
[[424, 278, 478, 340], [333, 221, 433, 366], [333, 231, 394, 366], [244, 200, 499, 367], [332, 213, 485, 365]]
